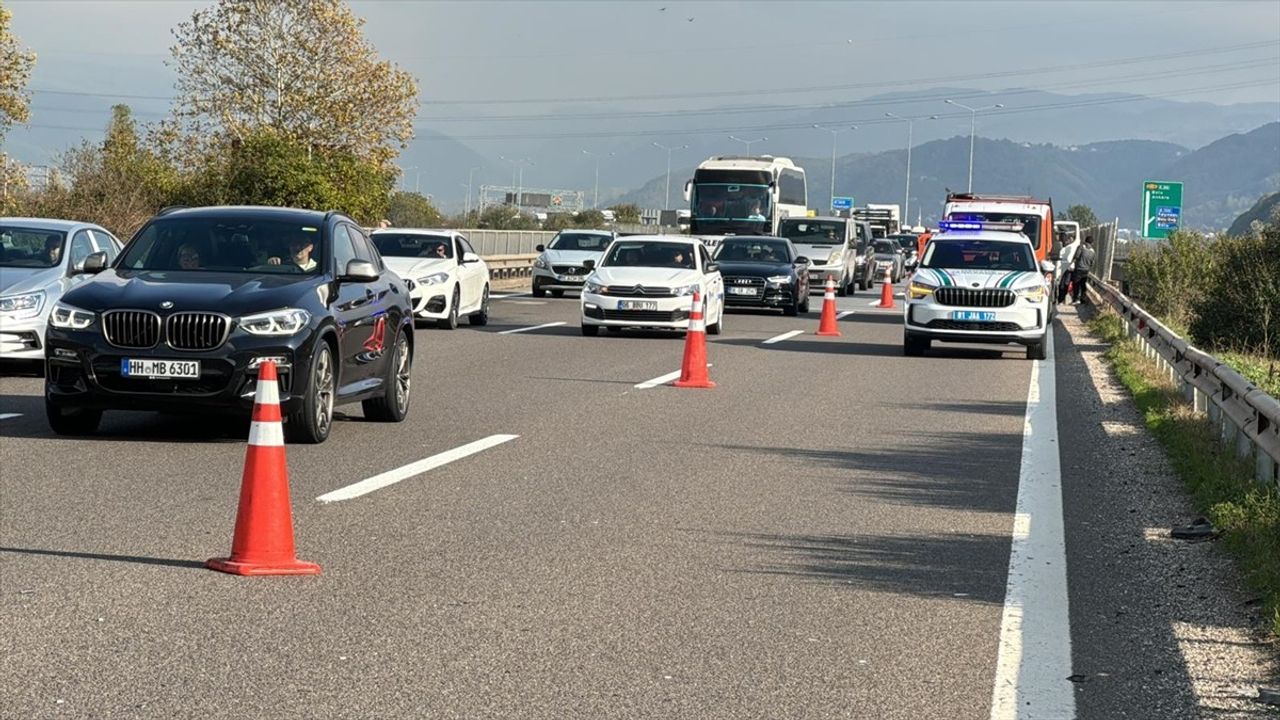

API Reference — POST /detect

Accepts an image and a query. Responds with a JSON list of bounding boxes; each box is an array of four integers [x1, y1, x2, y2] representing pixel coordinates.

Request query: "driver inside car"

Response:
[[269, 236, 317, 272]]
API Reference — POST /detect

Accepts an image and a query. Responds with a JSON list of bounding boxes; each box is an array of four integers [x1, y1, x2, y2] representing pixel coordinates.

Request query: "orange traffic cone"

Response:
[[207, 361, 320, 576], [877, 266, 896, 309], [816, 275, 841, 337], [674, 291, 715, 389]]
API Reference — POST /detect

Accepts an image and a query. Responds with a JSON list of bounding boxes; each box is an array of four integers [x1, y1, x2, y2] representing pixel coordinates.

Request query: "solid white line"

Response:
[[762, 330, 803, 345], [0, 413, 21, 421], [492, 293, 530, 299], [498, 321, 565, 335], [634, 364, 713, 390], [989, 331, 1075, 720], [836, 310, 855, 319], [316, 434, 519, 503]]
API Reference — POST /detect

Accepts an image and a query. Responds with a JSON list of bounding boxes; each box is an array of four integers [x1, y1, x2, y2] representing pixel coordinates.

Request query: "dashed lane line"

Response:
[[316, 434, 520, 503], [497, 321, 566, 335], [634, 364, 713, 390], [762, 330, 804, 345], [0, 413, 22, 421]]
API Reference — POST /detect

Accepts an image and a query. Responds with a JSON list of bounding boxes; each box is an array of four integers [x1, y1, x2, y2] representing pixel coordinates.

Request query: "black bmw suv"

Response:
[[44, 206, 414, 443], [712, 236, 811, 316]]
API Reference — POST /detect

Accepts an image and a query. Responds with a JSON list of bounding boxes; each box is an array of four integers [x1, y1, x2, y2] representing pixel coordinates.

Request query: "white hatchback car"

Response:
[[532, 229, 614, 297], [904, 227, 1054, 360], [580, 235, 724, 336], [371, 229, 490, 329]]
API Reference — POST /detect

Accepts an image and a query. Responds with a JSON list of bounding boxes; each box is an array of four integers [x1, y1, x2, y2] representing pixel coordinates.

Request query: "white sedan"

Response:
[[371, 229, 490, 329], [580, 235, 725, 336]]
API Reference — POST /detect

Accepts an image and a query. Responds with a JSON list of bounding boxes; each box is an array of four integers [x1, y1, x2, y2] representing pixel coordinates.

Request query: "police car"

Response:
[[903, 221, 1055, 360]]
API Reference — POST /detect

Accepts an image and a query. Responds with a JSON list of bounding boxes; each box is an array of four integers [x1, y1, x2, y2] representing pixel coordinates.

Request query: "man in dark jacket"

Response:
[[1071, 236, 1097, 304]]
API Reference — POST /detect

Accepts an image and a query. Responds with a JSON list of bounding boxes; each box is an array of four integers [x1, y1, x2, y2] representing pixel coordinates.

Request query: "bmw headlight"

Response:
[[908, 279, 938, 299], [671, 284, 699, 296], [48, 301, 95, 329], [416, 272, 450, 286], [1015, 285, 1047, 303], [533, 256, 548, 269], [239, 308, 311, 336], [585, 279, 607, 294], [0, 290, 45, 319]]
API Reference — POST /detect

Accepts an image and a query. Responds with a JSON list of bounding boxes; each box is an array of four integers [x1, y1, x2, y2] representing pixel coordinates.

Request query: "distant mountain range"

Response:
[[614, 122, 1280, 231]]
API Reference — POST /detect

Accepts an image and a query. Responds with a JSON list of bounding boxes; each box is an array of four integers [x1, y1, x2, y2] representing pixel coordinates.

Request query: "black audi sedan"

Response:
[[712, 236, 811, 316], [44, 206, 414, 443]]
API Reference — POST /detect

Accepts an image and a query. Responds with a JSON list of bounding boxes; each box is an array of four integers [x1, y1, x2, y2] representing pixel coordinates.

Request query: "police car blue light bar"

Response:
[[938, 220, 1026, 233]]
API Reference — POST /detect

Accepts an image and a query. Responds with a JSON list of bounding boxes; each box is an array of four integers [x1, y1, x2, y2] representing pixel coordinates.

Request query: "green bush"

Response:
[[1123, 230, 1216, 333], [1190, 225, 1280, 358]]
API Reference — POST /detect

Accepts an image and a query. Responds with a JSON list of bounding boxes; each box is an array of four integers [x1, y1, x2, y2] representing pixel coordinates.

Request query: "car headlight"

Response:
[[671, 284, 699, 296], [0, 290, 45, 319], [48, 301, 95, 329], [238, 308, 311, 336], [585, 279, 607, 294], [908, 280, 938, 299], [1015, 285, 1047, 302], [826, 251, 843, 266], [766, 275, 792, 287], [416, 272, 450, 286], [533, 256, 548, 269]]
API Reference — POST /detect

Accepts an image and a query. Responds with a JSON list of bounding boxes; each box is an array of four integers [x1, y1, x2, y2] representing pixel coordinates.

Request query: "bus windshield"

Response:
[[692, 184, 771, 223]]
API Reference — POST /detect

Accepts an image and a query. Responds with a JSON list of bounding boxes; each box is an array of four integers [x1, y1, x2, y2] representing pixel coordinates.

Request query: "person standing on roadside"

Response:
[[1055, 233, 1081, 304], [1070, 235, 1097, 304]]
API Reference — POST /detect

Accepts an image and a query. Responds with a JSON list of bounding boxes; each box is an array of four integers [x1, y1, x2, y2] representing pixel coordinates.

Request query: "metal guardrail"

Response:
[[1090, 278, 1280, 487], [484, 253, 537, 282]]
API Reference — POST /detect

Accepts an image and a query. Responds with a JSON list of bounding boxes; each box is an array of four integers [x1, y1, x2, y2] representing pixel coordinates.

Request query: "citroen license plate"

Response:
[[950, 311, 996, 322], [619, 300, 658, 311], [121, 359, 201, 379]]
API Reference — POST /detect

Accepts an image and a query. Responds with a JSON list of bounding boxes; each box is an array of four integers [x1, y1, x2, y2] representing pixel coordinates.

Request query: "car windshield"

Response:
[[550, 233, 612, 251], [692, 183, 771, 222], [601, 241, 696, 269], [872, 240, 897, 254], [118, 217, 326, 274], [0, 226, 66, 268], [890, 235, 917, 251], [714, 239, 791, 263], [779, 220, 844, 245], [922, 240, 1036, 271], [373, 233, 453, 259]]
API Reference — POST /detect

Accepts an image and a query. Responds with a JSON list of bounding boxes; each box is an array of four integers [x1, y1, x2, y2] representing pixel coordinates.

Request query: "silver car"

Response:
[[0, 218, 122, 369], [532, 229, 615, 297]]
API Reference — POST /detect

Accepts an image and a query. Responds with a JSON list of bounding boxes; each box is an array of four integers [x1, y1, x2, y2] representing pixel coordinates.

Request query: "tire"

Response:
[[784, 301, 799, 317], [835, 273, 848, 296], [286, 340, 336, 444], [606, 326, 622, 333], [800, 292, 810, 313], [46, 402, 102, 436], [469, 285, 490, 326], [531, 280, 546, 298], [436, 287, 460, 330], [1027, 337, 1048, 361], [859, 273, 869, 291], [551, 289, 565, 298], [581, 324, 599, 336], [903, 334, 930, 357], [363, 328, 411, 422]]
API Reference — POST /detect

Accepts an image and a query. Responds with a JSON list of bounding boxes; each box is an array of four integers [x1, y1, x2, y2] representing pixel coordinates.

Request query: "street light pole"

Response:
[[728, 135, 767, 154], [884, 113, 937, 225], [813, 124, 857, 212], [581, 149, 615, 209], [652, 142, 688, 211], [944, 100, 1003, 192], [465, 166, 481, 218]]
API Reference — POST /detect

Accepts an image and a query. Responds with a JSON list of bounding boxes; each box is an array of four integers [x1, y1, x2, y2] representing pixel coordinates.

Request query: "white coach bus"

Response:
[[683, 155, 807, 241]]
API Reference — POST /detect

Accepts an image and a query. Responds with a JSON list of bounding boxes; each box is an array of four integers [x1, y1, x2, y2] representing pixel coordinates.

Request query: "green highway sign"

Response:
[[1141, 180, 1183, 239]]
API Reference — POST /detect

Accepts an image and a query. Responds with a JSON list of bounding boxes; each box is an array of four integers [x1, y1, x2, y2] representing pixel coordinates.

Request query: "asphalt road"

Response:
[[0, 283, 1264, 718]]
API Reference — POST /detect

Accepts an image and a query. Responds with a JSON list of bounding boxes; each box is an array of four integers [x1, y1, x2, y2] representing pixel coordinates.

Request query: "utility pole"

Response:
[[943, 100, 1003, 192], [652, 142, 687, 211], [812, 124, 857, 212]]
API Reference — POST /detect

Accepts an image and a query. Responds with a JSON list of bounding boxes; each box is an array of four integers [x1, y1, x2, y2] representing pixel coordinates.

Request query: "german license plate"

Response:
[[951, 311, 996, 322], [619, 300, 658, 311], [728, 286, 759, 296], [121, 358, 201, 379]]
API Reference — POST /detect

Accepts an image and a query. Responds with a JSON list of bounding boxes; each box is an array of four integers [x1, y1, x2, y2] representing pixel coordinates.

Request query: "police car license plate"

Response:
[[950, 311, 996, 322], [619, 300, 658, 311], [728, 286, 759, 296], [121, 359, 201, 379]]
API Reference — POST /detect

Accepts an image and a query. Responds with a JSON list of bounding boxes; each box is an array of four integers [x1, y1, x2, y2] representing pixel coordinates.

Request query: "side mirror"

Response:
[[583, 259, 596, 271], [535, 244, 546, 252], [461, 252, 481, 264], [794, 256, 810, 265], [74, 252, 108, 275], [1039, 260, 1056, 274], [682, 180, 692, 202], [705, 262, 719, 274], [341, 259, 379, 282]]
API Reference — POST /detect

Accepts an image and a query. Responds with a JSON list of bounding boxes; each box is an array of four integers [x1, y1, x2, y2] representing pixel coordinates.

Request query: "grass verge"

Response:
[[1218, 350, 1280, 398], [1089, 308, 1280, 637]]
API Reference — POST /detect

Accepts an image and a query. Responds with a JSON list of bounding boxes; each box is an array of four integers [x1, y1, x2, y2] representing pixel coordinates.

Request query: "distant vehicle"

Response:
[[855, 204, 901, 236], [683, 155, 807, 239], [0, 218, 123, 373], [778, 216, 875, 294], [46, 206, 414, 443], [712, 236, 810, 316], [580, 235, 724, 336], [372, 229, 490, 329], [531, 229, 615, 297], [887, 233, 920, 271], [904, 225, 1055, 360], [944, 193, 1055, 266], [870, 239, 905, 282]]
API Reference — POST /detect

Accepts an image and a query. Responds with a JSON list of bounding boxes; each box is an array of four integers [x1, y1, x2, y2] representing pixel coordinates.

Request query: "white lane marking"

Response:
[[836, 310, 854, 319], [634, 364, 713, 389], [492, 293, 530, 299], [0, 413, 22, 421], [498, 321, 565, 335], [989, 331, 1075, 720], [762, 330, 803, 345], [317, 434, 519, 503]]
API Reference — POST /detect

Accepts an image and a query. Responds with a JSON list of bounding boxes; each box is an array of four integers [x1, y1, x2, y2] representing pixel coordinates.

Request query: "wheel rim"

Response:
[[394, 337, 411, 413], [315, 346, 334, 435], [481, 288, 489, 317], [451, 290, 459, 325]]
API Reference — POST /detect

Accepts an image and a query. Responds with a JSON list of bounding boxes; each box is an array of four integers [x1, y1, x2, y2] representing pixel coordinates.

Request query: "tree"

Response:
[[1057, 204, 1099, 228], [166, 0, 418, 169], [609, 203, 641, 224], [386, 191, 442, 228], [478, 204, 539, 230], [574, 209, 607, 228], [541, 212, 576, 232], [1, 6, 36, 213]]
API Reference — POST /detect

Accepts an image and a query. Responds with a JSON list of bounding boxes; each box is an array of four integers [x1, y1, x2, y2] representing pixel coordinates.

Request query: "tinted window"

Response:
[[0, 226, 65, 268], [714, 239, 792, 263], [698, 244, 713, 270], [91, 230, 120, 261], [347, 225, 376, 265], [373, 233, 452, 259], [458, 237, 476, 257], [68, 230, 96, 268], [602, 241, 695, 269], [923, 240, 1035, 271], [119, 217, 325, 274], [778, 169, 806, 207], [550, 232, 612, 251], [332, 224, 357, 272], [779, 219, 845, 244]]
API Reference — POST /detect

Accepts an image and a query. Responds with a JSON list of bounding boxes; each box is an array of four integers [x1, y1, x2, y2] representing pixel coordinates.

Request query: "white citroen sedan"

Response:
[[371, 229, 490, 329], [580, 235, 724, 336]]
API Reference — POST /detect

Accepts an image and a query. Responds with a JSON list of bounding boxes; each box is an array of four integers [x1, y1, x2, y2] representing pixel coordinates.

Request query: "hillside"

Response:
[[1160, 122, 1280, 231], [1227, 191, 1280, 235]]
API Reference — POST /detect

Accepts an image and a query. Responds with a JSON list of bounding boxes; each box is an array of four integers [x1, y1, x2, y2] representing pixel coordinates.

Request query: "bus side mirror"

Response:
[[682, 180, 691, 203]]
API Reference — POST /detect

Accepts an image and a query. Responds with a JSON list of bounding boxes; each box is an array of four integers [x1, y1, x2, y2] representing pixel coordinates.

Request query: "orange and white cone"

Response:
[[674, 291, 715, 389], [877, 265, 896, 309], [816, 275, 841, 337], [207, 360, 321, 576]]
